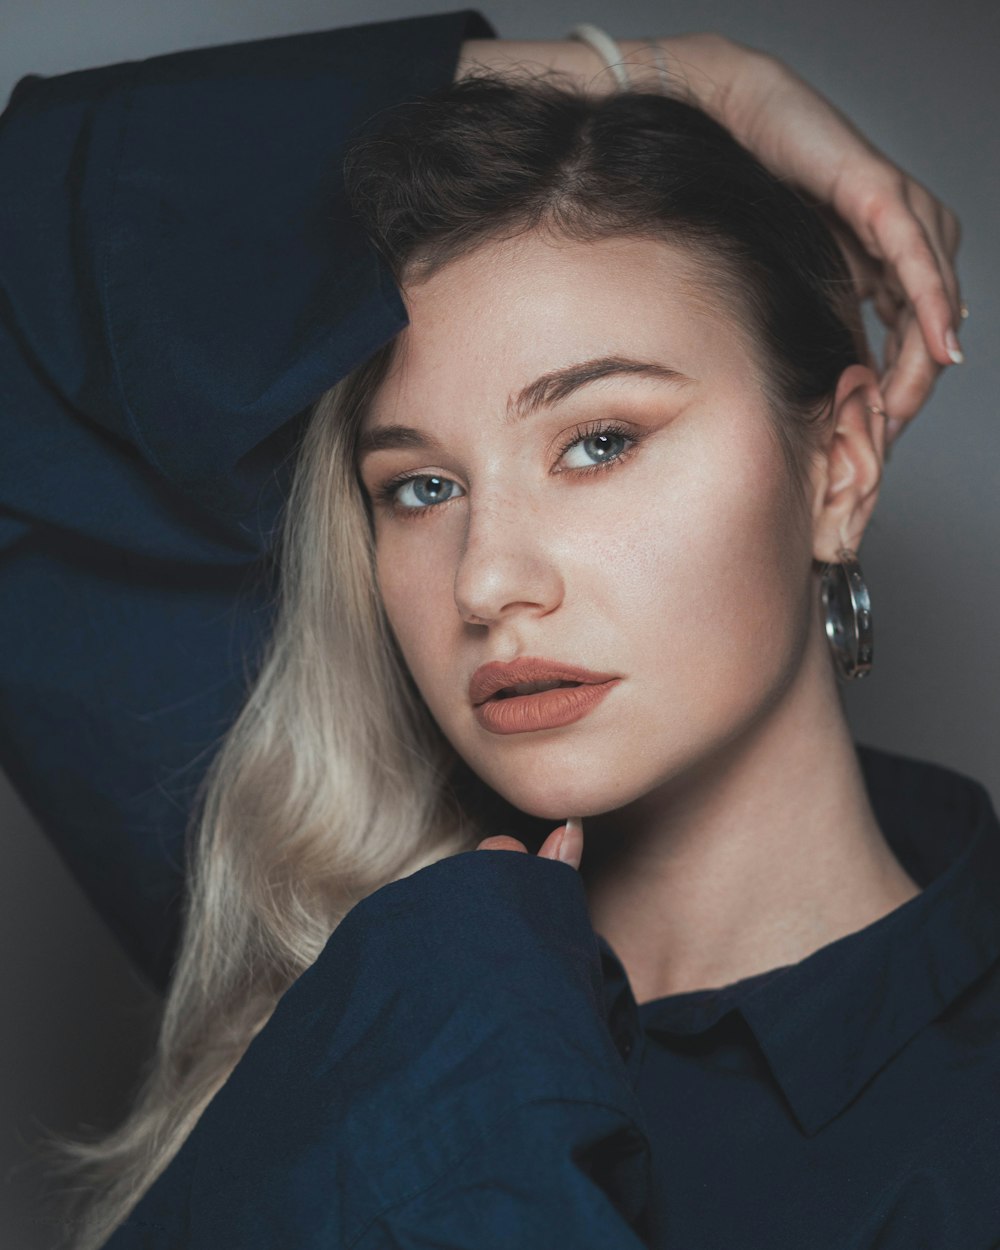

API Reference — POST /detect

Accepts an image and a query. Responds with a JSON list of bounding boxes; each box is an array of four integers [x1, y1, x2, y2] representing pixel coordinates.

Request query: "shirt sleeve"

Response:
[[0, 9, 495, 990], [102, 850, 653, 1248]]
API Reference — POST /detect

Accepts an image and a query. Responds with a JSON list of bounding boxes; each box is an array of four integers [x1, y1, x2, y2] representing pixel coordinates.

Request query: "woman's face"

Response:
[[356, 232, 821, 822]]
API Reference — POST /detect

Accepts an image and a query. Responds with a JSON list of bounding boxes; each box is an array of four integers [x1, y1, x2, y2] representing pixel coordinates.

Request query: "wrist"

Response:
[[456, 36, 681, 93], [455, 33, 771, 129], [637, 34, 781, 131], [454, 39, 607, 85]]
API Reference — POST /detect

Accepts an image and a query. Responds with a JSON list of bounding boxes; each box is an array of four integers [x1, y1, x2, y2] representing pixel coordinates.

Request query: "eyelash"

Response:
[[372, 419, 640, 520]]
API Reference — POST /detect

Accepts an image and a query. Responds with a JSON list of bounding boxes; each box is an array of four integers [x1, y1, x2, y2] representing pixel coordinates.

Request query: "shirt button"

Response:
[[617, 1034, 633, 1059]]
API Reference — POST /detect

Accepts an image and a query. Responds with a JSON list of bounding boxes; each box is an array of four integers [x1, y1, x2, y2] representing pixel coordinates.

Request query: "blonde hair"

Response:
[[42, 353, 482, 1248]]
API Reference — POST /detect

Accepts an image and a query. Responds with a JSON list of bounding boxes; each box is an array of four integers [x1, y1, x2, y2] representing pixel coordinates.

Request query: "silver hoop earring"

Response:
[[821, 548, 873, 681]]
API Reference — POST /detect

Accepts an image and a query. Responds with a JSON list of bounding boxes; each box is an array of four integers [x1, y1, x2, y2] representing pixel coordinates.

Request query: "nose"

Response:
[[453, 490, 565, 628]]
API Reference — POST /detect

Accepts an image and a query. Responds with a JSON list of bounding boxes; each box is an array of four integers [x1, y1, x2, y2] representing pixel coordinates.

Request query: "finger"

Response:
[[912, 189, 963, 327], [560, 817, 584, 870], [817, 206, 882, 304], [880, 317, 903, 377], [871, 274, 905, 330], [538, 816, 584, 870], [537, 824, 568, 860], [909, 184, 962, 274], [937, 200, 962, 260], [933, 202, 962, 286], [881, 311, 944, 427], [822, 212, 874, 297], [862, 185, 961, 367], [476, 834, 529, 854]]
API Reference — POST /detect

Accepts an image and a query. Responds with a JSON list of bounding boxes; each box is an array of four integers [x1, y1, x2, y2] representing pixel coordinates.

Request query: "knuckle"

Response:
[[864, 171, 908, 215], [479, 834, 527, 854]]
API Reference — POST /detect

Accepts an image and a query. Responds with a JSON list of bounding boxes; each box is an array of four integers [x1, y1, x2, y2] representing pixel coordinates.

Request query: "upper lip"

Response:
[[469, 657, 619, 706]]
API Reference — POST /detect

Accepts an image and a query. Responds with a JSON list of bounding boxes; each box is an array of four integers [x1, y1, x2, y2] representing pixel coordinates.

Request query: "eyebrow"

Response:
[[355, 355, 693, 458]]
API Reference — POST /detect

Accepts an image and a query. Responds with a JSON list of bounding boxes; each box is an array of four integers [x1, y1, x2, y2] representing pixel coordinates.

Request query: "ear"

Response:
[[810, 364, 887, 564]]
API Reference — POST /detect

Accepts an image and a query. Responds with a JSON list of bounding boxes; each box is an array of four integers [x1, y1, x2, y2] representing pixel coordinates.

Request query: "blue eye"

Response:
[[373, 420, 639, 520], [559, 428, 631, 469], [393, 475, 465, 511]]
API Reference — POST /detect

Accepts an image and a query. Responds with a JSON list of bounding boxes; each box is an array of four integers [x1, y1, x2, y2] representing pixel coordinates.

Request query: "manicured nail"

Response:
[[945, 328, 964, 365], [558, 817, 582, 864]]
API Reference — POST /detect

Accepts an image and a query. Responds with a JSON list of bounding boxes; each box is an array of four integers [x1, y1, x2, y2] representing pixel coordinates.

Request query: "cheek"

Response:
[[584, 429, 811, 727], [375, 528, 458, 687], [642, 437, 811, 715]]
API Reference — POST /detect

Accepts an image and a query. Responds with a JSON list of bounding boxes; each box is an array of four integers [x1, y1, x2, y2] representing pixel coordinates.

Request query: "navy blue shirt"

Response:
[[2, 14, 999, 1249], [103, 742, 1000, 1248]]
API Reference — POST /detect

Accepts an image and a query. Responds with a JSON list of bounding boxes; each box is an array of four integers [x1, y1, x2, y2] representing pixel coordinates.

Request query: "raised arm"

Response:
[[102, 851, 653, 1248]]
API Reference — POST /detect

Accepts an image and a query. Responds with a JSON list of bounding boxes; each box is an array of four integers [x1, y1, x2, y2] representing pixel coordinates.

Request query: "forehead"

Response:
[[363, 232, 761, 429]]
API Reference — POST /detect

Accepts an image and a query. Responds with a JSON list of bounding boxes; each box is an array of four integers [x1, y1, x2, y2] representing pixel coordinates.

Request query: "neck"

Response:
[[581, 640, 921, 1005]]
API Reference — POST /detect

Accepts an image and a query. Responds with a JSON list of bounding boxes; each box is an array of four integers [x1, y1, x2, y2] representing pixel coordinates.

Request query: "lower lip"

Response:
[[473, 680, 621, 735]]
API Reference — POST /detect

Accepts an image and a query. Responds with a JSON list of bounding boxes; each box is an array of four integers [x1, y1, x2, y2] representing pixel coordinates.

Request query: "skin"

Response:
[[356, 230, 922, 1004], [457, 33, 965, 442]]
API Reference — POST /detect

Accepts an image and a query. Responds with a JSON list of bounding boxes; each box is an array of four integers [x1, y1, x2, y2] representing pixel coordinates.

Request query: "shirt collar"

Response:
[[598, 743, 1000, 1136]]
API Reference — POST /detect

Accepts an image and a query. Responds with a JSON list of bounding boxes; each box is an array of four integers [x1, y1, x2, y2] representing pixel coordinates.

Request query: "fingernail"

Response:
[[558, 817, 582, 863], [945, 328, 965, 365]]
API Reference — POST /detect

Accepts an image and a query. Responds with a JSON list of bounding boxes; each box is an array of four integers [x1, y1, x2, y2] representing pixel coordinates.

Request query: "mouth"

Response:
[[469, 657, 619, 707], [490, 679, 584, 701], [471, 676, 621, 736]]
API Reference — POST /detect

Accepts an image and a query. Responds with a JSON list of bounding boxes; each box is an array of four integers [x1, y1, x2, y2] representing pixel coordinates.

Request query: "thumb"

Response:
[[538, 817, 584, 870]]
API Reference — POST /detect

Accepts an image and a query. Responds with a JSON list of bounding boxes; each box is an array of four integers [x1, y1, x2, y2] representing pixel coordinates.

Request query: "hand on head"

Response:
[[658, 35, 965, 449]]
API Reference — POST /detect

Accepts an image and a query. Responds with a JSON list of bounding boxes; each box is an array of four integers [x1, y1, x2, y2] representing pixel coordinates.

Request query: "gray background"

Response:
[[2, 1, 997, 1246]]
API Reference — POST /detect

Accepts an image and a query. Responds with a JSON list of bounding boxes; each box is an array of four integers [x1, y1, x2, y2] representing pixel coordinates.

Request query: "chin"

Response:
[[482, 765, 643, 824]]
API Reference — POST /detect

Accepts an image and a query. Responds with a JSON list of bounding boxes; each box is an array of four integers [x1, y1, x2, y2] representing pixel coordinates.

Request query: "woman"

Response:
[[0, 17, 961, 990], [40, 52, 999, 1249]]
